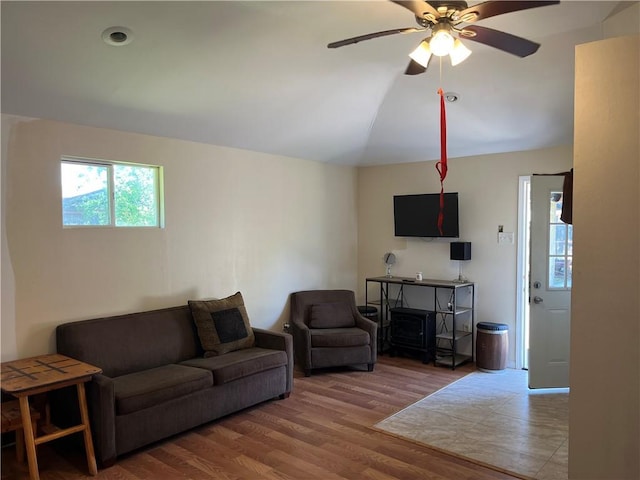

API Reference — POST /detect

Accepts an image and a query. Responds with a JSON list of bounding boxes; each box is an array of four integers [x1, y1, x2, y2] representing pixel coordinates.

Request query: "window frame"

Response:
[[61, 156, 164, 229]]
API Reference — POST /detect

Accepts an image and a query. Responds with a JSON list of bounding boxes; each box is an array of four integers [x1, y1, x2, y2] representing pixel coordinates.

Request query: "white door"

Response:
[[529, 175, 572, 389]]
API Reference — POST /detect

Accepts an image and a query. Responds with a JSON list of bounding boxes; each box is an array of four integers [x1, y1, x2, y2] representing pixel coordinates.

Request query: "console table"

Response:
[[1, 354, 102, 480], [365, 276, 475, 369]]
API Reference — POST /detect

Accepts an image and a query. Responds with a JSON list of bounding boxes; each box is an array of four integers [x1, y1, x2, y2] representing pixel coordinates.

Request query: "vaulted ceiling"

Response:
[[1, 1, 628, 165]]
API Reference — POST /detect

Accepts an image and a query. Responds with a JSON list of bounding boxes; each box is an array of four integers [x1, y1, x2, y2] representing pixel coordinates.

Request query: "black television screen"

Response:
[[393, 193, 459, 238]]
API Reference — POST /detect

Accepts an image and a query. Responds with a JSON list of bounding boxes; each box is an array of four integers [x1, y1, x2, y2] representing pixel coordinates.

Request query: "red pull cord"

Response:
[[436, 88, 448, 235]]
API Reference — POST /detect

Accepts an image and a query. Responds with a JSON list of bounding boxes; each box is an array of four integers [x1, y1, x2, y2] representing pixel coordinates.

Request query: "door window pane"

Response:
[[549, 192, 563, 223], [547, 191, 572, 290], [549, 257, 566, 288], [549, 224, 567, 255]]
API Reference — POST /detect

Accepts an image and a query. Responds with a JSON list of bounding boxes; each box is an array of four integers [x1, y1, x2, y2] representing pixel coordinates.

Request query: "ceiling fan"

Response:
[[328, 1, 560, 75]]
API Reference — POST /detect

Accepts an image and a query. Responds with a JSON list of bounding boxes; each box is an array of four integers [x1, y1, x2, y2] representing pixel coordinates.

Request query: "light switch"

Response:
[[498, 232, 514, 244]]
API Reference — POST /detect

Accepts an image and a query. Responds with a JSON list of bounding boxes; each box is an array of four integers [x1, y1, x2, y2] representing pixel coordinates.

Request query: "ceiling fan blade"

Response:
[[328, 27, 424, 48], [404, 58, 428, 75], [461, 25, 540, 57], [456, 1, 559, 23], [391, 1, 440, 20]]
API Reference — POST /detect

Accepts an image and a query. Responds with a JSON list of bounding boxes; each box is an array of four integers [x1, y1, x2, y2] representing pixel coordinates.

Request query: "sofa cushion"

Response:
[[180, 347, 288, 385], [113, 364, 213, 415], [310, 328, 370, 348], [309, 302, 355, 329], [188, 292, 255, 357]]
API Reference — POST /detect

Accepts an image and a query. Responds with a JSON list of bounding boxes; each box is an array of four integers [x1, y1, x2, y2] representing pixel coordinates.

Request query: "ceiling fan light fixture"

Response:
[[429, 24, 454, 57], [409, 40, 432, 68], [449, 39, 472, 66]]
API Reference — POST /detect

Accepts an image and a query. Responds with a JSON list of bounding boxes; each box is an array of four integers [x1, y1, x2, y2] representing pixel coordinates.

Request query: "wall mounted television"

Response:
[[393, 192, 459, 238]]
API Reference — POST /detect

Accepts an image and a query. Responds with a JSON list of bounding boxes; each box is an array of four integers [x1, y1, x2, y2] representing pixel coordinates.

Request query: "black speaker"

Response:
[[450, 242, 471, 261]]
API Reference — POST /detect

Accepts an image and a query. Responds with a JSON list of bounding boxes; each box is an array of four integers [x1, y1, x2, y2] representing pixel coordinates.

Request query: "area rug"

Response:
[[373, 369, 568, 480]]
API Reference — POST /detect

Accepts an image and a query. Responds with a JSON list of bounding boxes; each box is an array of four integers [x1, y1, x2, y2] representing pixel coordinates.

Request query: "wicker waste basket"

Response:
[[476, 322, 508, 372]]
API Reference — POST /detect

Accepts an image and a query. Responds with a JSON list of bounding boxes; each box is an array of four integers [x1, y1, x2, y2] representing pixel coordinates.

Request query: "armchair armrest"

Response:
[[355, 314, 378, 364], [86, 373, 117, 467], [355, 314, 377, 335], [252, 328, 294, 394], [289, 318, 312, 372]]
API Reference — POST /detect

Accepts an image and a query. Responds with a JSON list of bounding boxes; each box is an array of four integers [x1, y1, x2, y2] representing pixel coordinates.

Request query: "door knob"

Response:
[[533, 296, 544, 304]]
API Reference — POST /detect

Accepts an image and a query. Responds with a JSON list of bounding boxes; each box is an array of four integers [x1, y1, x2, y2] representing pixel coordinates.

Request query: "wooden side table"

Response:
[[1, 354, 102, 480], [1, 399, 41, 463]]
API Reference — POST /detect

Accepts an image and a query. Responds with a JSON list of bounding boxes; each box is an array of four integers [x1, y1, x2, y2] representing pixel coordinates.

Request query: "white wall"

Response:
[[357, 146, 573, 366], [0, 115, 33, 361], [603, 1, 640, 38], [569, 34, 639, 479], [1, 118, 359, 359]]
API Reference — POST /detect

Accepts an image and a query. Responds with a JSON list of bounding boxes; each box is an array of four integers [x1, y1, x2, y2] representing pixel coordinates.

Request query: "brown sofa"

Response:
[[55, 304, 293, 467], [290, 290, 377, 376]]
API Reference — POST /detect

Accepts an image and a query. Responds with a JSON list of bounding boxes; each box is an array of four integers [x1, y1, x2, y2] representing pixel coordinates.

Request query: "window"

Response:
[[61, 157, 163, 227], [548, 191, 572, 289]]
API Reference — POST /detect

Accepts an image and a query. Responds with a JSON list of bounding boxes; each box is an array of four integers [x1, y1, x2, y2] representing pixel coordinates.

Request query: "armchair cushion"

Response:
[[310, 328, 371, 348], [189, 292, 255, 357], [309, 302, 355, 329]]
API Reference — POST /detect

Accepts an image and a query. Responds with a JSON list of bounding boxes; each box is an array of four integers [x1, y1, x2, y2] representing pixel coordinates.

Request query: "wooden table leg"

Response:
[[18, 396, 40, 480], [14, 421, 36, 464], [76, 383, 98, 475]]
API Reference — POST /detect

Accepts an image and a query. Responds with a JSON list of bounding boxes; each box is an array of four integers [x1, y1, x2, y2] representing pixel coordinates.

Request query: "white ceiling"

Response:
[[0, 1, 627, 166]]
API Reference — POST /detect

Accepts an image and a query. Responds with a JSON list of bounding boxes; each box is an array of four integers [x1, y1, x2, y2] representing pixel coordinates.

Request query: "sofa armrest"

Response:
[[253, 328, 290, 351], [86, 373, 117, 467], [252, 328, 294, 394]]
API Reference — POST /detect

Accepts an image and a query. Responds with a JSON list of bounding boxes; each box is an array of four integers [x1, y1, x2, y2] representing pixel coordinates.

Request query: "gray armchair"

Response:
[[290, 290, 377, 376]]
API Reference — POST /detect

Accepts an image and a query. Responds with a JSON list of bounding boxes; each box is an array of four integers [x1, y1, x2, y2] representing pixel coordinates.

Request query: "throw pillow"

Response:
[[309, 302, 355, 329], [188, 291, 255, 357]]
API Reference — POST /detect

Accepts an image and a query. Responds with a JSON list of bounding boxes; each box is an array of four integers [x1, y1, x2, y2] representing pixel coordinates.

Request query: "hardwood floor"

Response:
[[2, 356, 521, 480]]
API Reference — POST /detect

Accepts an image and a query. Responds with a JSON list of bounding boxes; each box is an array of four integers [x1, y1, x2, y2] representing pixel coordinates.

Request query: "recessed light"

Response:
[[102, 27, 133, 46], [444, 92, 460, 103]]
